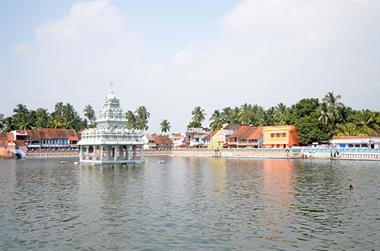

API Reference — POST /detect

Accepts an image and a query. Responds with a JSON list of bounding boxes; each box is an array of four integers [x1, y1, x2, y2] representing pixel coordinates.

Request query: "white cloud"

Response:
[[3, 0, 378, 133], [12, 43, 34, 56]]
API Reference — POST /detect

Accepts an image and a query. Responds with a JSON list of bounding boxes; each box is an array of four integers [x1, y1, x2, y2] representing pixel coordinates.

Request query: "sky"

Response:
[[0, 0, 379, 133]]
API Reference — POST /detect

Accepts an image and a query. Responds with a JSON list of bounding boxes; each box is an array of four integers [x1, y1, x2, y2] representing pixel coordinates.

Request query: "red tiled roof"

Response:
[[26, 129, 79, 141], [247, 127, 263, 140], [228, 126, 263, 141], [228, 125, 251, 139], [224, 124, 241, 131], [151, 134, 172, 145]]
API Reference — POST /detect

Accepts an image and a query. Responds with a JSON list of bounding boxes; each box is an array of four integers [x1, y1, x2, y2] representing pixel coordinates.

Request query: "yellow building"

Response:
[[263, 125, 299, 148], [208, 129, 225, 149], [207, 124, 242, 149]]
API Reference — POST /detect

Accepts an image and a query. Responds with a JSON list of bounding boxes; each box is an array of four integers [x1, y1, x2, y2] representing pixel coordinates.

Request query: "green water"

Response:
[[0, 157, 379, 250]]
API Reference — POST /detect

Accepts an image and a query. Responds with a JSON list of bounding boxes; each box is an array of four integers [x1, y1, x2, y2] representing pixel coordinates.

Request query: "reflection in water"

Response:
[[0, 158, 379, 250], [261, 160, 295, 243], [210, 157, 226, 194]]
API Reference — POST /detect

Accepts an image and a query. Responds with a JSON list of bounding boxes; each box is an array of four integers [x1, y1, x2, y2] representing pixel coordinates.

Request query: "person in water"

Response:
[[349, 184, 353, 191]]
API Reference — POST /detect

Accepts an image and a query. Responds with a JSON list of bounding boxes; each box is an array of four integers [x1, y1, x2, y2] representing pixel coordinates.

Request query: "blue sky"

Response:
[[0, 0, 379, 132]]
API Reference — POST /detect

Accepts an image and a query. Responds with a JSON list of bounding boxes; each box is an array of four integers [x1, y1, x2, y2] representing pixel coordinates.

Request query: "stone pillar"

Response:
[[133, 145, 137, 160], [119, 146, 123, 161], [100, 146, 103, 161], [140, 146, 144, 161], [127, 146, 132, 160], [112, 146, 117, 161]]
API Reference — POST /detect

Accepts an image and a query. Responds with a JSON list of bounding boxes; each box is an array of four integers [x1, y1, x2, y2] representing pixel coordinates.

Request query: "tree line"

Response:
[[1, 92, 379, 146], [186, 92, 380, 145], [0, 103, 152, 132]]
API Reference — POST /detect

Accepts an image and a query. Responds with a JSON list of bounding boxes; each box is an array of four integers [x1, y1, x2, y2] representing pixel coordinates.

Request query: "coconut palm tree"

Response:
[[0, 114, 5, 131], [210, 110, 224, 131], [239, 103, 253, 124], [354, 109, 379, 136], [126, 111, 136, 130], [252, 104, 265, 126], [160, 119, 171, 133], [84, 105, 96, 127], [135, 106, 150, 130], [322, 91, 344, 125], [13, 104, 31, 130], [188, 106, 206, 128], [273, 103, 288, 125], [35, 108, 49, 128], [336, 123, 364, 136]]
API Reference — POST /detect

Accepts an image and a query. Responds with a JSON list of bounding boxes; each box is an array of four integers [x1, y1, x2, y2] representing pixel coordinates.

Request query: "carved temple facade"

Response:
[[78, 91, 144, 164]]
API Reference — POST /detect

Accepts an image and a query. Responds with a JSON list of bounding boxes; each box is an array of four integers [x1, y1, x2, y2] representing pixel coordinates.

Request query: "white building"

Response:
[[78, 91, 144, 164], [330, 136, 380, 149]]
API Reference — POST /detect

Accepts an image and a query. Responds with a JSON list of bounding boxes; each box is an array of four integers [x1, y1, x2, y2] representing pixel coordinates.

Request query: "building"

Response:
[[262, 125, 298, 148], [25, 129, 79, 151], [170, 133, 187, 148], [330, 136, 380, 149], [78, 90, 144, 164], [227, 126, 263, 148], [208, 124, 241, 149], [204, 131, 217, 148], [144, 134, 173, 150], [185, 128, 208, 148], [6, 130, 28, 153]]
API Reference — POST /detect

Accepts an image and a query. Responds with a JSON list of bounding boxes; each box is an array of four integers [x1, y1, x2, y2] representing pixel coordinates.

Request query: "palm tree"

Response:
[[135, 106, 150, 130], [126, 111, 136, 130], [273, 103, 288, 125], [84, 105, 96, 127], [318, 102, 334, 137], [160, 119, 171, 133], [188, 106, 206, 128], [13, 104, 31, 130], [239, 103, 253, 124], [35, 108, 49, 128], [336, 123, 364, 136], [0, 114, 5, 131], [354, 109, 379, 136], [210, 110, 224, 131], [322, 91, 344, 125], [252, 104, 265, 126]]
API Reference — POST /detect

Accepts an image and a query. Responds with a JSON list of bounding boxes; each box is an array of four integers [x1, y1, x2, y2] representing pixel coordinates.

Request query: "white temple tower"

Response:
[[78, 90, 144, 164]]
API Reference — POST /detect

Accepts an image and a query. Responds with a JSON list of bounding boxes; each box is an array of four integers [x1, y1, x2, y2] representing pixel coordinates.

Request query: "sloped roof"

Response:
[[228, 125, 251, 139], [151, 134, 172, 145], [228, 126, 263, 141], [224, 124, 241, 131], [26, 129, 79, 141]]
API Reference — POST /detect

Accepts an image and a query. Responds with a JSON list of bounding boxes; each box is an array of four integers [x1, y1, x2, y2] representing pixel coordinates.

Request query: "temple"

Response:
[[78, 90, 144, 164]]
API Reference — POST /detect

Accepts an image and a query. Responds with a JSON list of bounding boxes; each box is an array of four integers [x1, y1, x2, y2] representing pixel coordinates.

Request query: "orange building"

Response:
[[263, 125, 298, 148]]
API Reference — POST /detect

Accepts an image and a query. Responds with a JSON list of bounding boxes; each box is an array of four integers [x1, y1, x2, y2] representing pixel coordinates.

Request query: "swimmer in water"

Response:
[[349, 184, 353, 191]]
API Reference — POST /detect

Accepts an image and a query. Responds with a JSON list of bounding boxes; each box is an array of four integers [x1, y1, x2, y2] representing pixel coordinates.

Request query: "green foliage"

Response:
[[125, 106, 150, 131], [84, 105, 96, 127], [135, 106, 150, 130], [0, 114, 5, 131], [209, 110, 224, 131], [160, 119, 171, 133], [294, 116, 329, 145], [188, 106, 206, 129], [125, 110, 136, 130]]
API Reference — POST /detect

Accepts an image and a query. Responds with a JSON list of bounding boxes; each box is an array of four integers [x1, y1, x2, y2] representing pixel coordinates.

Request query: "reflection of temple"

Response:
[[78, 90, 144, 164]]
